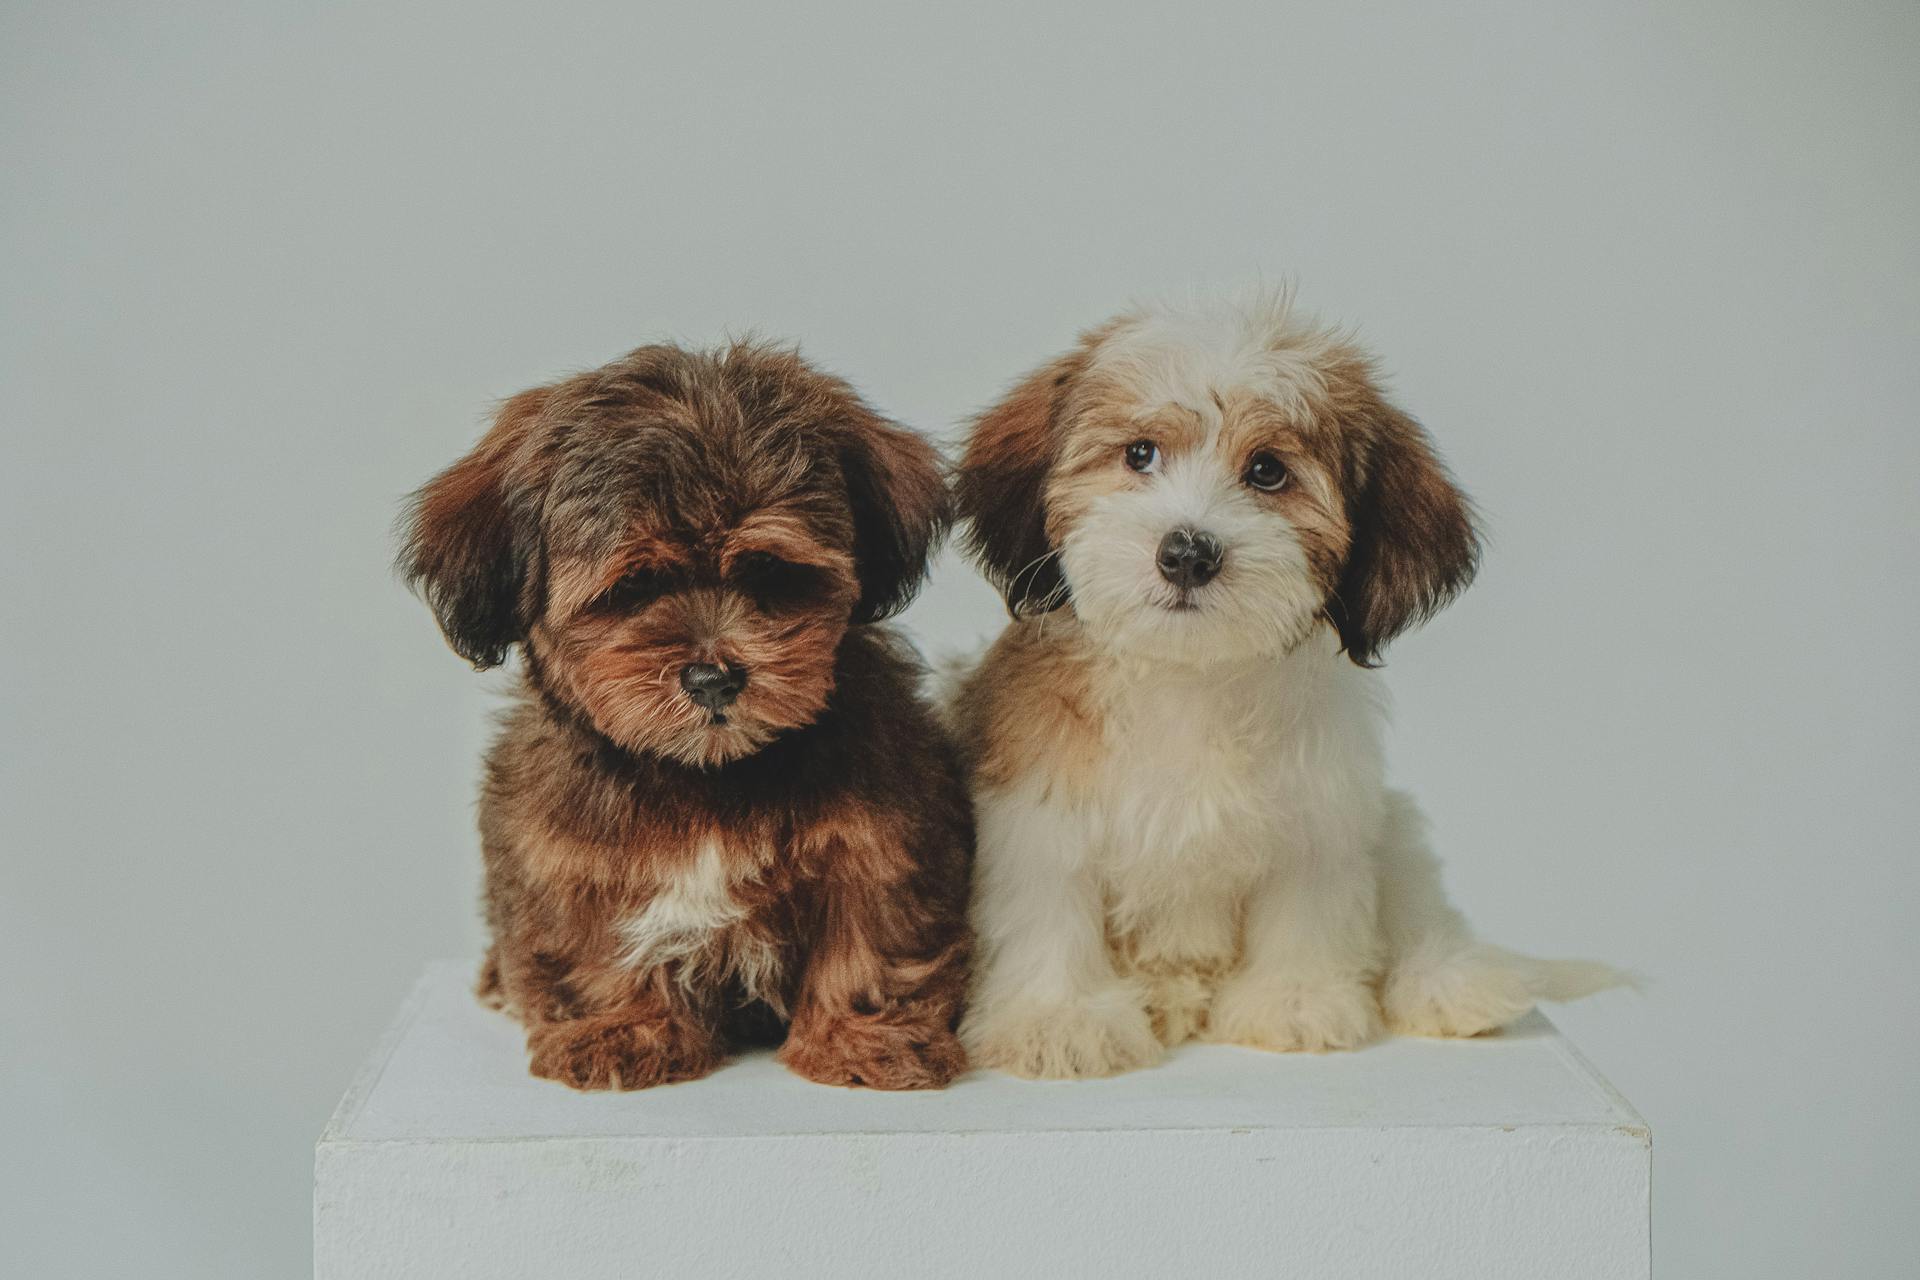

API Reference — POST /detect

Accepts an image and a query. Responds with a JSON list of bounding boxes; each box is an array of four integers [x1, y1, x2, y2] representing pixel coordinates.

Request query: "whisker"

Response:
[[1006, 547, 1062, 609]]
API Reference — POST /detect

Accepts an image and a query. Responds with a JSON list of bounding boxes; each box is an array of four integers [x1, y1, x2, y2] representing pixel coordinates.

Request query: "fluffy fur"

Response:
[[952, 292, 1622, 1078], [401, 341, 972, 1091]]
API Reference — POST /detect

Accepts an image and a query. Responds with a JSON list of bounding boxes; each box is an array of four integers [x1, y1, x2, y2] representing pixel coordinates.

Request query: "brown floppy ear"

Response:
[[1327, 406, 1482, 667], [838, 412, 952, 623], [955, 347, 1089, 616], [397, 387, 550, 669]]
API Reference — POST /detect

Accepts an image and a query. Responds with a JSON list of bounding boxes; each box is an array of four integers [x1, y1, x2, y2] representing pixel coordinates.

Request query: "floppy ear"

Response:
[[955, 348, 1088, 616], [838, 413, 952, 623], [397, 387, 549, 669], [1327, 406, 1482, 667]]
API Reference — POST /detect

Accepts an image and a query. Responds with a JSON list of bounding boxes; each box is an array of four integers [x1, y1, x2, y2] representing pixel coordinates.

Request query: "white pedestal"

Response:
[[316, 961, 1648, 1279]]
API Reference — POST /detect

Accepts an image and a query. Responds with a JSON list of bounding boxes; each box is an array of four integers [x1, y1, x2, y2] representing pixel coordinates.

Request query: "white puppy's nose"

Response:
[[1156, 527, 1224, 589]]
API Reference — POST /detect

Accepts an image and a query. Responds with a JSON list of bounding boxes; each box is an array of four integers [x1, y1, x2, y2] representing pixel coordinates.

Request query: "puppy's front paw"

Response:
[[1139, 967, 1217, 1047], [1382, 950, 1536, 1039], [1207, 975, 1381, 1053], [527, 1015, 721, 1091], [963, 989, 1163, 1079], [780, 1016, 967, 1091]]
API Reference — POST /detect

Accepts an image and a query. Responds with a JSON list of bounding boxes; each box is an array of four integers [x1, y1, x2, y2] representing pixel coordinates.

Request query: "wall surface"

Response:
[[3, 2, 1915, 1277]]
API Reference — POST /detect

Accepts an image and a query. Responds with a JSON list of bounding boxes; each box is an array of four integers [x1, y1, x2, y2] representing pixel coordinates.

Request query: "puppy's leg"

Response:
[[778, 860, 968, 1091], [1376, 789, 1629, 1037], [1114, 884, 1240, 1047], [474, 946, 506, 1010], [488, 940, 582, 1024], [1209, 815, 1384, 1053], [524, 963, 724, 1091], [961, 780, 1162, 1078]]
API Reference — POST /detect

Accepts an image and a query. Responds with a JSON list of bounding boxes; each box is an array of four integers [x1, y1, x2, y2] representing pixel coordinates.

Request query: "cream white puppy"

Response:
[[951, 293, 1621, 1078]]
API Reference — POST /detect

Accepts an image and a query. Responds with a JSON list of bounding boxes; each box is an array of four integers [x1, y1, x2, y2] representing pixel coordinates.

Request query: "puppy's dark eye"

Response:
[[731, 552, 826, 611], [595, 566, 672, 612], [1124, 440, 1159, 473], [1244, 452, 1289, 492]]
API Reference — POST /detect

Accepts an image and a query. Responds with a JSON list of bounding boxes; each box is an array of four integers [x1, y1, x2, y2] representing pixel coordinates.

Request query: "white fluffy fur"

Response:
[[960, 294, 1625, 1078], [617, 839, 745, 970], [618, 838, 781, 1006]]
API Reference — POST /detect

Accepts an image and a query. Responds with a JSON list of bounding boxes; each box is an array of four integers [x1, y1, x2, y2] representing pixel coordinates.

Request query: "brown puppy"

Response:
[[400, 342, 972, 1091]]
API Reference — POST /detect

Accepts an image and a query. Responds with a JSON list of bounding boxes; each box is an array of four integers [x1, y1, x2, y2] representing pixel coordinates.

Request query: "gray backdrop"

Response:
[[4, 2, 1916, 1277]]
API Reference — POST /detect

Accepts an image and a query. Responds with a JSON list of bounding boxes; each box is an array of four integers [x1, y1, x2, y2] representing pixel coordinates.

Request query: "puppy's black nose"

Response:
[[680, 662, 747, 711], [1156, 527, 1224, 590]]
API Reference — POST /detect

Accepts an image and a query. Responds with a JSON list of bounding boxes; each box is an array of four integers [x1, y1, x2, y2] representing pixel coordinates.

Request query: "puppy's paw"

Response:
[[1382, 949, 1537, 1039], [1207, 975, 1382, 1053], [527, 1015, 721, 1091], [780, 1017, 967, 1091], [1140, 968, 1216, 1047], [963, 988, 1164, 1079], [473, 953, 507, 1011]]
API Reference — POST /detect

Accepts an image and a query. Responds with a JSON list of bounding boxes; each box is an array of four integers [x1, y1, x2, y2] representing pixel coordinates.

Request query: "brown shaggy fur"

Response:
[[402, 342, 972, 1091]]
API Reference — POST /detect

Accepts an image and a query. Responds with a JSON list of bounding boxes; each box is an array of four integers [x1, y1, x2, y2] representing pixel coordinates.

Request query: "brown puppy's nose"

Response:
[[1156, 527, 1224, 590], [680, 662, 747, 711]]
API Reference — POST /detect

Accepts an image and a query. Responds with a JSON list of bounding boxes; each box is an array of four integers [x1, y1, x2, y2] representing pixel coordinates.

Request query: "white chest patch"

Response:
[[615, 839, 782, 1007], [617, 840, 746, 970]]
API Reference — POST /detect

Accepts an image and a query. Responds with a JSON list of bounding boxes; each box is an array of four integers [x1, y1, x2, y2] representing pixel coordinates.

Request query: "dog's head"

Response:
[[956, 294, 1479, 667], [400, 342, 947, 767]]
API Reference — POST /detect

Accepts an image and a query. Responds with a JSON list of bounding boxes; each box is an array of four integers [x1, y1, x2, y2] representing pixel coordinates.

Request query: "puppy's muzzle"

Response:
[[680, 662, 747, 712], [1156, 527, 1224, 591]]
